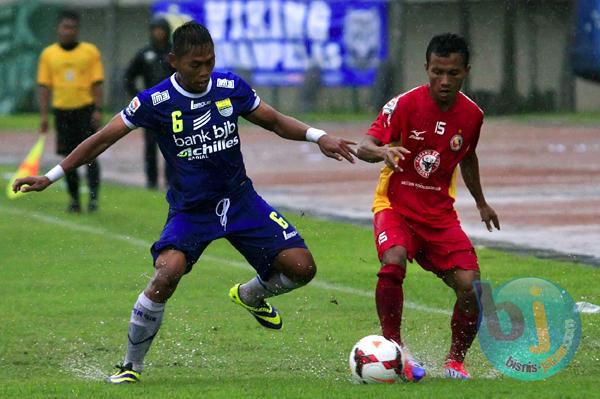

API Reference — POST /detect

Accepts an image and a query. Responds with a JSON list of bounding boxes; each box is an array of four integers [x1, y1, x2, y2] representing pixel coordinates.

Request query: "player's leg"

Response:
[[54, 109, 81, 212], [107, 248, 187, 384], [373, 210, 426, 382], [86, 160, 100, 211], [108, 211, 208, 383], [373, 209, 414, 345], [226, 190, 313, 329], [418, 223, 480, 379], [441, 268, 480, 379]]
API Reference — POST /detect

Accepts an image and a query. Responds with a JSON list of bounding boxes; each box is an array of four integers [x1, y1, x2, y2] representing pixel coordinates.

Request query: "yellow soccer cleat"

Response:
[[106, 363, 141, 384], [229, 283, 282, 330]]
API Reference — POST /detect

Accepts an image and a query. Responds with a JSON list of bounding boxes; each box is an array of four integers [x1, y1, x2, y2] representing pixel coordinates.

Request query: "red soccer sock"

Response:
[[375, 264, 406, 345], [448, 302, 479, 363]]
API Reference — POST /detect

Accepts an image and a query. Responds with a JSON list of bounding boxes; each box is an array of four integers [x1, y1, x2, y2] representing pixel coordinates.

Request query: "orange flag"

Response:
[[6, 135, 46, 199]]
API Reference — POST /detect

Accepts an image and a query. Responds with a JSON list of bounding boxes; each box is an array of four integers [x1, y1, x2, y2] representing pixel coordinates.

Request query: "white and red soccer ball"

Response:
[[349, 335, 406, 384]]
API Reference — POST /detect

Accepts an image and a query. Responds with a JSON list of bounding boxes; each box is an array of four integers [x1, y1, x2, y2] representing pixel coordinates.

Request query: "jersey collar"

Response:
[[170, 73, 212, 98]]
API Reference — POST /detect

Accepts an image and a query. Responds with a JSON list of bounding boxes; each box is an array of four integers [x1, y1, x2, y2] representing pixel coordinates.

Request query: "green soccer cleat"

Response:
[[229, 283, 282, 330], [106, 363, 141, 384]]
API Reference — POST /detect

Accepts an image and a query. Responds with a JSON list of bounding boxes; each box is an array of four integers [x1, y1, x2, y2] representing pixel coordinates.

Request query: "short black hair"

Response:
[[58, 9, 80, 24], [172, 21, 213, 57], [426, 33, 470, 67]]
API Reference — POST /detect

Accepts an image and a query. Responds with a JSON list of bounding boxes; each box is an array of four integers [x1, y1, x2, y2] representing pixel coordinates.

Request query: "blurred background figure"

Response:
[[123, 16, 174, 190], [37, 9, 104, 213]]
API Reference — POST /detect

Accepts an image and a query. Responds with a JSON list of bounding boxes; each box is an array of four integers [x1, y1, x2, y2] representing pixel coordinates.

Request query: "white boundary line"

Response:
[[1, 206, 451, 316]]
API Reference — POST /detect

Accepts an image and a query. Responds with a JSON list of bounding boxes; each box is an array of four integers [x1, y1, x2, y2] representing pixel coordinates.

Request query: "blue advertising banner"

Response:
[[152, 0, 387, 86], [572, 0, 600, 82]]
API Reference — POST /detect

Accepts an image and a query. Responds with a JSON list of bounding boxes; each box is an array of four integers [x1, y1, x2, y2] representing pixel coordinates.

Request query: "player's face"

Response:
[[425, 52, 469, 107], [57, 18, 79, 45], [171, 45, 215, 93]]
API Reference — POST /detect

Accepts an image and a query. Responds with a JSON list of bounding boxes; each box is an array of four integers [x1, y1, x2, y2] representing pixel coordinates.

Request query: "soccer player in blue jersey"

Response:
[[13, 22, 356, 384]]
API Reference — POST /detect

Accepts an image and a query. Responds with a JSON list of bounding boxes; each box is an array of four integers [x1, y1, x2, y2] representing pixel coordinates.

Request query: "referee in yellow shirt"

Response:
[[37, 10, 104, 213]]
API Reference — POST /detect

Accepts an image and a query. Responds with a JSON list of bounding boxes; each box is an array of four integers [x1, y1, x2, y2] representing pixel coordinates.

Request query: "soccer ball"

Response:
[[349, 335, 405, 384]]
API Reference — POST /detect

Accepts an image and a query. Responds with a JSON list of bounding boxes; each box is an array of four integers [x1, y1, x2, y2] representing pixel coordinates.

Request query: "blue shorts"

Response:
[[151, 182, 306, 279]]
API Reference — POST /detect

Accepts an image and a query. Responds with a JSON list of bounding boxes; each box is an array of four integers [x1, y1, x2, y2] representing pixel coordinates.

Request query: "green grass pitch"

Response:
[[0, 172, 599, 398]]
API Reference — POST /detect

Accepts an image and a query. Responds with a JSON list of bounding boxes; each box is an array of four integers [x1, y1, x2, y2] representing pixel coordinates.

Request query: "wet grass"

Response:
[[0, 171, 599, 398]]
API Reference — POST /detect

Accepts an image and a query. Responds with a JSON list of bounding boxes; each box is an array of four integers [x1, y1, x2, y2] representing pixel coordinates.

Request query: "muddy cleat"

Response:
[[401, 346, 427, 382], [229, 283, 282, 330], [444, 359, 471, 380], [106, 363, 141, 384]]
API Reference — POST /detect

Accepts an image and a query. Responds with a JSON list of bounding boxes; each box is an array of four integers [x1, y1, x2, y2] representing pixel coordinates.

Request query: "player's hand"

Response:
[[12, 176, 52, 194], [383, 146, 411, 172], [317, 135, 357, 163], [478, 203, 500, 232]]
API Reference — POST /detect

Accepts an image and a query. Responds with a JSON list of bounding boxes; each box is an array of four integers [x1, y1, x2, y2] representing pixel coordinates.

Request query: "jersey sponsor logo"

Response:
[[173, 121, 239, 160], [216, 78, 235, 89], [176, 137, 240, 160], [125, 96, 141, 116], [191, 99, 211, 110], [382, 96, 399, 127], [409, 130, 426, 140], [216, 98, 233, 117], [151, 90, 170, 106], [414, 149, 441, 178], [283, 230, 298, 240], [450, 134, 463, 151], [193, 110, 211, 130]]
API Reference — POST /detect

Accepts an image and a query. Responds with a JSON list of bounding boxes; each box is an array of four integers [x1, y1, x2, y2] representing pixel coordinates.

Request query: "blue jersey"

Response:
[[120, 72, 260, 211]]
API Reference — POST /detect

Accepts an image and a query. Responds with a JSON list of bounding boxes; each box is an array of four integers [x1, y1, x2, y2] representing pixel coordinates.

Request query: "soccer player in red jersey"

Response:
[[357, 33, 500, 380]]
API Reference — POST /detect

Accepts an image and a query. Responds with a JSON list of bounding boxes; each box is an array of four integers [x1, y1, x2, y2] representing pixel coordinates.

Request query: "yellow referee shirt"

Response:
[[37, 42, 104, 110]]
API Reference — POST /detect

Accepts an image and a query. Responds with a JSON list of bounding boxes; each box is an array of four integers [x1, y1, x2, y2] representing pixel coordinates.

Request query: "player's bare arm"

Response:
[[357, 135, 410, 172], [13, 115, 131, 194], [244, 101, 356, 163], [460, 150, 500, 232]]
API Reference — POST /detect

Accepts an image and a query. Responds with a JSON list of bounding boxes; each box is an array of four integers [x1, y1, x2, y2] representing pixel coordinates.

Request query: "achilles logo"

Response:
[[283, 230, 298, 240], [378, 232, 388, 245], [193, 110, 211, 130], [176, 136, 240, 160]]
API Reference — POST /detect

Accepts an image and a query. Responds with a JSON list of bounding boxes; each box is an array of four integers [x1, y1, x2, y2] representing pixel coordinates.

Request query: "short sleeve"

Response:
[[90, 45, 104, 83], [367, 96, 402, 145], [120, 95, 156, 130], [37, 49, 52, 87], [235, 76, 260, 115]]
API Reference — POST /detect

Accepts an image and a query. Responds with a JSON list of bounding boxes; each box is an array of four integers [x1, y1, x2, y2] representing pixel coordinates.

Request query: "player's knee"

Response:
[[275, 248, 316, 285], [381, 246, 407, 267], [153, 250, 187, 288], [377, 262, 406, 283]]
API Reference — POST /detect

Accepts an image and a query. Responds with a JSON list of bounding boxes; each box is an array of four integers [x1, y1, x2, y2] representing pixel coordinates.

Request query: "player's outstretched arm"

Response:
[[13, 115, 132, 194], [357, 135, 410, 172], [243, 101, 356, 163], [460, 150, 500, 232]]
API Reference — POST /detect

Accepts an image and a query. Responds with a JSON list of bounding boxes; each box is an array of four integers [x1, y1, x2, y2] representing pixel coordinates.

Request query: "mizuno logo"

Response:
[[409, 130, 426, 140], [193, 110, 211, 130]]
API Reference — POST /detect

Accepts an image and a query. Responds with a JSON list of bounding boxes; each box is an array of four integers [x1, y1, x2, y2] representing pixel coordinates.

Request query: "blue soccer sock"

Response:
[[123, 292, 165, 372]]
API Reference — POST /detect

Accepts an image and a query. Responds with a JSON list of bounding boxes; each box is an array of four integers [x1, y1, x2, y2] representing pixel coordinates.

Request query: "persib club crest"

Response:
[[450, 134, 463, 151], [216, 98, 233, 117], [414, 149, 441, 178]]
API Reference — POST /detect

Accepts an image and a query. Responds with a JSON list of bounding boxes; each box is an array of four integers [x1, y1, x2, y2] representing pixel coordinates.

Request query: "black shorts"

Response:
[[54, 105, 95, 155]]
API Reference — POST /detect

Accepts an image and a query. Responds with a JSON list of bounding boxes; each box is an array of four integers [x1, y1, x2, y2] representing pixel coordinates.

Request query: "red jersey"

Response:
[[368, 85, 484, 227]]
